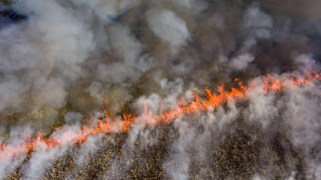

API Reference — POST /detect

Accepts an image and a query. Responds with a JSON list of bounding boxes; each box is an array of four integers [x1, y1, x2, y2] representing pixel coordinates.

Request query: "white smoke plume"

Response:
[[146, 8, 190, 53]]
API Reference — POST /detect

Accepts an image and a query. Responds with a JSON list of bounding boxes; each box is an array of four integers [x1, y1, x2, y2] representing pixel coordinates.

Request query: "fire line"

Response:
[[0, 72, 320, 159]]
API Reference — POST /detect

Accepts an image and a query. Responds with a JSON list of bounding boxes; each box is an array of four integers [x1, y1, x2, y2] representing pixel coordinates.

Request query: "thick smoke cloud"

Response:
[[1, 0, 321, 179], [146, 8, 190, 53]]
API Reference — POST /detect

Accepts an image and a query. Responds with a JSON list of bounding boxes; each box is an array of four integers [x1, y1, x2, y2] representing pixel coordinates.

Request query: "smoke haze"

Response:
[[0, 0, 321, 179]]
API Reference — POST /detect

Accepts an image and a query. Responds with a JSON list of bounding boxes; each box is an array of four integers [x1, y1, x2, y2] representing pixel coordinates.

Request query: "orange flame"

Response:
[[0, 72, 320, 159]]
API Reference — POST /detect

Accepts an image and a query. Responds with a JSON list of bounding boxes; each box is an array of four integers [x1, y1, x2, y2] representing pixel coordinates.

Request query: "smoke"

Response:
[[146, 8, 190, 53], [1, 0, 321, 179], [229, 53, 255, 71]]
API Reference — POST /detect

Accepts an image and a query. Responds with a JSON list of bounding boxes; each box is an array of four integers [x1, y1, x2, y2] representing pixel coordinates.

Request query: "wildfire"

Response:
[[0, 72, 320, 159]]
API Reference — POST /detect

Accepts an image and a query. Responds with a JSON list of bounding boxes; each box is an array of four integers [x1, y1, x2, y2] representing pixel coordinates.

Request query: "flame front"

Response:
[[1, 72, 320, 159]]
